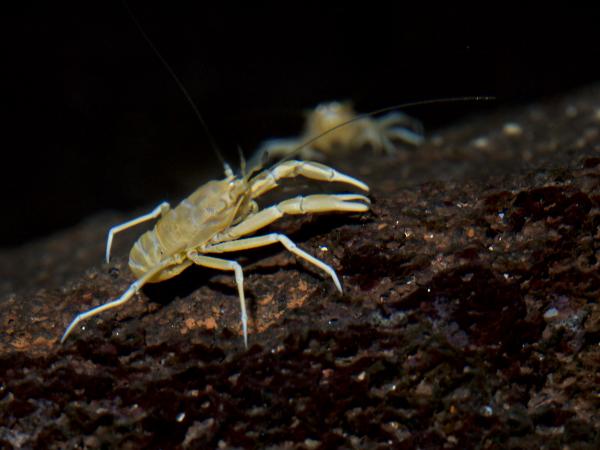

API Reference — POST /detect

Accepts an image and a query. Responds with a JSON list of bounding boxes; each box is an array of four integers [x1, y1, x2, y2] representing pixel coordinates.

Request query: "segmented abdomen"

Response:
[[129, 229, 164, 277], [128, 208, 195, 281]]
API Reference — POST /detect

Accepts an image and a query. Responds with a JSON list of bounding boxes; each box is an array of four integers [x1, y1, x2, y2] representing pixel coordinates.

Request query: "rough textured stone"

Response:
[[1, 85, 599, 449]]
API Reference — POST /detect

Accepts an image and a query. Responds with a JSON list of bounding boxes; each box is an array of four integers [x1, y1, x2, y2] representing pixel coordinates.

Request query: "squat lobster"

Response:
[[61, 160, 370, 347], [255, 101, 424, 161]]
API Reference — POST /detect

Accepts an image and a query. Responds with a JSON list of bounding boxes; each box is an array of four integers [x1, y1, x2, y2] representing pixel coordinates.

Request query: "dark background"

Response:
[[4, 4, 600, 248]]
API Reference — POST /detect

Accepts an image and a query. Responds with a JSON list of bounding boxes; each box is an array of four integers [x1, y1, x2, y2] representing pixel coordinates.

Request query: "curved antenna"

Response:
[[247, 96, 495, 180], [284, 96, 496, 163], [122, 1, 227, 168]]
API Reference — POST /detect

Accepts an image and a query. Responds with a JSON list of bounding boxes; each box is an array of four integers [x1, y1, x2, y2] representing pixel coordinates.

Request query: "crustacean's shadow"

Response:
[[135, 213, 370, 328]]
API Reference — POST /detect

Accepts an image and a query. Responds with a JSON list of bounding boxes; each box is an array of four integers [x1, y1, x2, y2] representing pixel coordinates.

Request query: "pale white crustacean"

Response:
[[255, 101, 424, 161], [61, 159, 371, 348]]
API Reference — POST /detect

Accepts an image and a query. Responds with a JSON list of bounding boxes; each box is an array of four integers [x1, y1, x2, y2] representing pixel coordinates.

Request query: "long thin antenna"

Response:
[[122, 1, 226, 167], [290, 96, 495, 159]]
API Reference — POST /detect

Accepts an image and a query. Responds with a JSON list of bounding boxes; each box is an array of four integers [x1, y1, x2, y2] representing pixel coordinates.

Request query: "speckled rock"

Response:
[[1, 85, 600, 449]]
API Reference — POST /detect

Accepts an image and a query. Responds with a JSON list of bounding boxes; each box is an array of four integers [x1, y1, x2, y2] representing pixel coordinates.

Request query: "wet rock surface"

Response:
[[1, 86, 600, 448]]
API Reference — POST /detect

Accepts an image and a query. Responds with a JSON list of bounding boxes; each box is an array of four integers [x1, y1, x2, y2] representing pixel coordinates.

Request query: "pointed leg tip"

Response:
[[351, 180, 370, 193], [242, 323, 249, 350]]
